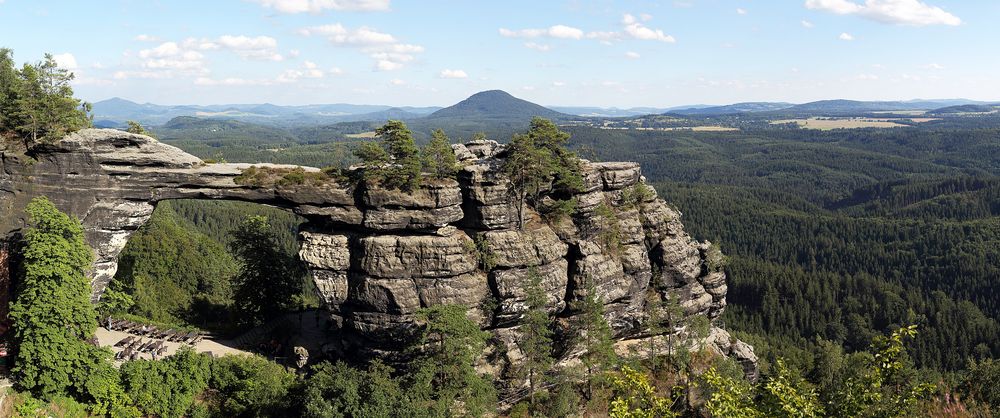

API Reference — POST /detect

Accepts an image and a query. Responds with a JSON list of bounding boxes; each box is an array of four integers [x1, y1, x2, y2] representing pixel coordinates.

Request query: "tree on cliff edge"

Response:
[[502, 117, 583, 229], [9, 197, 111, 399], [0, 50, 91, 147]]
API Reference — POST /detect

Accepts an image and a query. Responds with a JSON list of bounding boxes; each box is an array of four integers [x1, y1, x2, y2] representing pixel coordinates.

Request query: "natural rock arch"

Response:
[[0, 129, 757, 376]]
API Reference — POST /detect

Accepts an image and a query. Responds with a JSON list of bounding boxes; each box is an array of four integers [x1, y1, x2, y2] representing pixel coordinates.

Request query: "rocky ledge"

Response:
[[0, 129, 756, 378]]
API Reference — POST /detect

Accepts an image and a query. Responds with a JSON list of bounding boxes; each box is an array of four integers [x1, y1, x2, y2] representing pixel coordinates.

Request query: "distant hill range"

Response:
[[91, 97, 439, 127], [91, 92, 999, 133], [927, 104, 997, 114], [667, 99, 995, 116]]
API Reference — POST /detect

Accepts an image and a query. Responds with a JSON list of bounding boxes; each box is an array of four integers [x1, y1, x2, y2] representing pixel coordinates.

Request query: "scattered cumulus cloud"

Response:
[[801, 20, 815, 28], [922, 62, 944, 70], [438, 69, 468, 79], [250, 0, 390, 13], [625, 51, 641, 59], [277, 60, 326, 83], [856, 73, 879, 80], [298, 23, 422, 70], [839, 32, 855, 40], [804, 0, 961, 26], [500, 14, 676, 45], [552, 81, 566, 87], [736, 8, 748, 15], [389, 78, 405, 85], [620, 13, 676, 42]]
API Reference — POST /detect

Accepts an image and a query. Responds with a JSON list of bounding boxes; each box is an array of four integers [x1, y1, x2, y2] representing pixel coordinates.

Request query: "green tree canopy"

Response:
[[228, 215, 302, 326], [502, 117, 583, 229], [9, 197, 108, 399]]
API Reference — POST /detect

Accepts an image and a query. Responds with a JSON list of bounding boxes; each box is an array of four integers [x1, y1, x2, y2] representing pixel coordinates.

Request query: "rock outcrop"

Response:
[[0, 129, 756, 377]]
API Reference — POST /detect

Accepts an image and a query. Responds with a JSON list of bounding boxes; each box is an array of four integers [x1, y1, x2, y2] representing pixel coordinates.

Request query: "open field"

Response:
[[345, 131, 377, 138], [772, 117, 909, 130]]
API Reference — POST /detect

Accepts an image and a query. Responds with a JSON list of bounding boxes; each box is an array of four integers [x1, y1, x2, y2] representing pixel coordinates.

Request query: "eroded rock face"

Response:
[[0, 129, 756, 378]]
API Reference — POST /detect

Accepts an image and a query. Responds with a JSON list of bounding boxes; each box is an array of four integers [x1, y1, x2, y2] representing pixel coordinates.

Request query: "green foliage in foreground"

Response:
[[9, 198, 107, 399]]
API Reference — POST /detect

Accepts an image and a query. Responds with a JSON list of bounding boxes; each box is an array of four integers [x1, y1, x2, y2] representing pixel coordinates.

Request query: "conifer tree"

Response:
[[421, 128, 458, 180], [11, 54, 91, 146], [574, 279, 617, 401], [518, 267, 554, 407], [376, 120, 421, 191]]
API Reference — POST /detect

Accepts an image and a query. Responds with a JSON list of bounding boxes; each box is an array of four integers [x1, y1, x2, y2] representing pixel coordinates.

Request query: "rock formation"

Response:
[[0, 129, 757, 378]]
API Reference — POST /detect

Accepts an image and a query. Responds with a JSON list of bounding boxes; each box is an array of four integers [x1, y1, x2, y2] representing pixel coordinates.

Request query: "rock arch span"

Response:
[[0, 129, 757, 376]]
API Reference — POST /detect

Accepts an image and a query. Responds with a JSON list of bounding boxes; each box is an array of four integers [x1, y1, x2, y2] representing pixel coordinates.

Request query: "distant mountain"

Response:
[[927, 104, 996, 114], [426, 90, 569, 121], [670, 102, 795, 116]]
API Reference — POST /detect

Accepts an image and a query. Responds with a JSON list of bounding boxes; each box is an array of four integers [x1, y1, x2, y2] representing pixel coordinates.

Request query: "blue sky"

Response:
[[0, 0, 993, 107]]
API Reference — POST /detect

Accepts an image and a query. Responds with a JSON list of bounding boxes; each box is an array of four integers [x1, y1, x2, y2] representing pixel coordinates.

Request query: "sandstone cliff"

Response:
[[0, 129, 756, 378]]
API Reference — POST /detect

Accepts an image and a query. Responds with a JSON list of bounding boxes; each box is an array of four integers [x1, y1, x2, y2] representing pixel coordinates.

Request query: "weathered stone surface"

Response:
[[299, 232, 350, 271], [655, 236, 703, 287], [295, 205, 363, 225], [593, 162, 641, 190], [362, 205, 464, 231], [570, 241, 628, 304], [363, 180, 462, 209], [491, 258, 569, 323], [357, 232, 477, 279], [480, 224, 567, 268]]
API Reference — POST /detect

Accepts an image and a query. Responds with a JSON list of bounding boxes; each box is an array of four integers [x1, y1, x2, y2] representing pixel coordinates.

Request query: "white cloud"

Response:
[[134, 34, 161, 42], [552, 81, 566, 87], [439, 69, 468, 79], [736, 8, 748, 15], [621, 14, 676, 43], [203, 35, 285, 61], [52, 53, 78, 70], [524, 42, 551, 52], [801, 20, 815, 28], [137, 42, 206, 74], [329, 67, 345, 75], [921, 62, 944, 70], [389, 78, 405, 85], [805, 0, 961, 26], [299, 24, 421, 70], [839, 32, 855, 40], [856, 73, 879, 80], [625, 51, 641, 59], [499, 25, 584, 40], [251, 0, 390, 13], [277, 60, 325, 83]]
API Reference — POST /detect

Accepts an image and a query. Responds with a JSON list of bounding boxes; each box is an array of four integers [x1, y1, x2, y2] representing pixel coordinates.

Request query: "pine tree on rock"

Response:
[[422, 128, 458, 180], [574, 279, 617, 401], [518, 267, 555, 408], [376, 120, 422, 191]]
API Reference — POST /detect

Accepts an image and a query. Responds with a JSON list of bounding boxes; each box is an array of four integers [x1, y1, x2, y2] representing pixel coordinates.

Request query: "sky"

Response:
[[0, 0, 995, 107]]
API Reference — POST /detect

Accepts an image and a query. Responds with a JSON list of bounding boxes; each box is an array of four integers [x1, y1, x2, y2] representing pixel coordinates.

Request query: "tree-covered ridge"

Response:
[[0, 49, 91, 147]]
